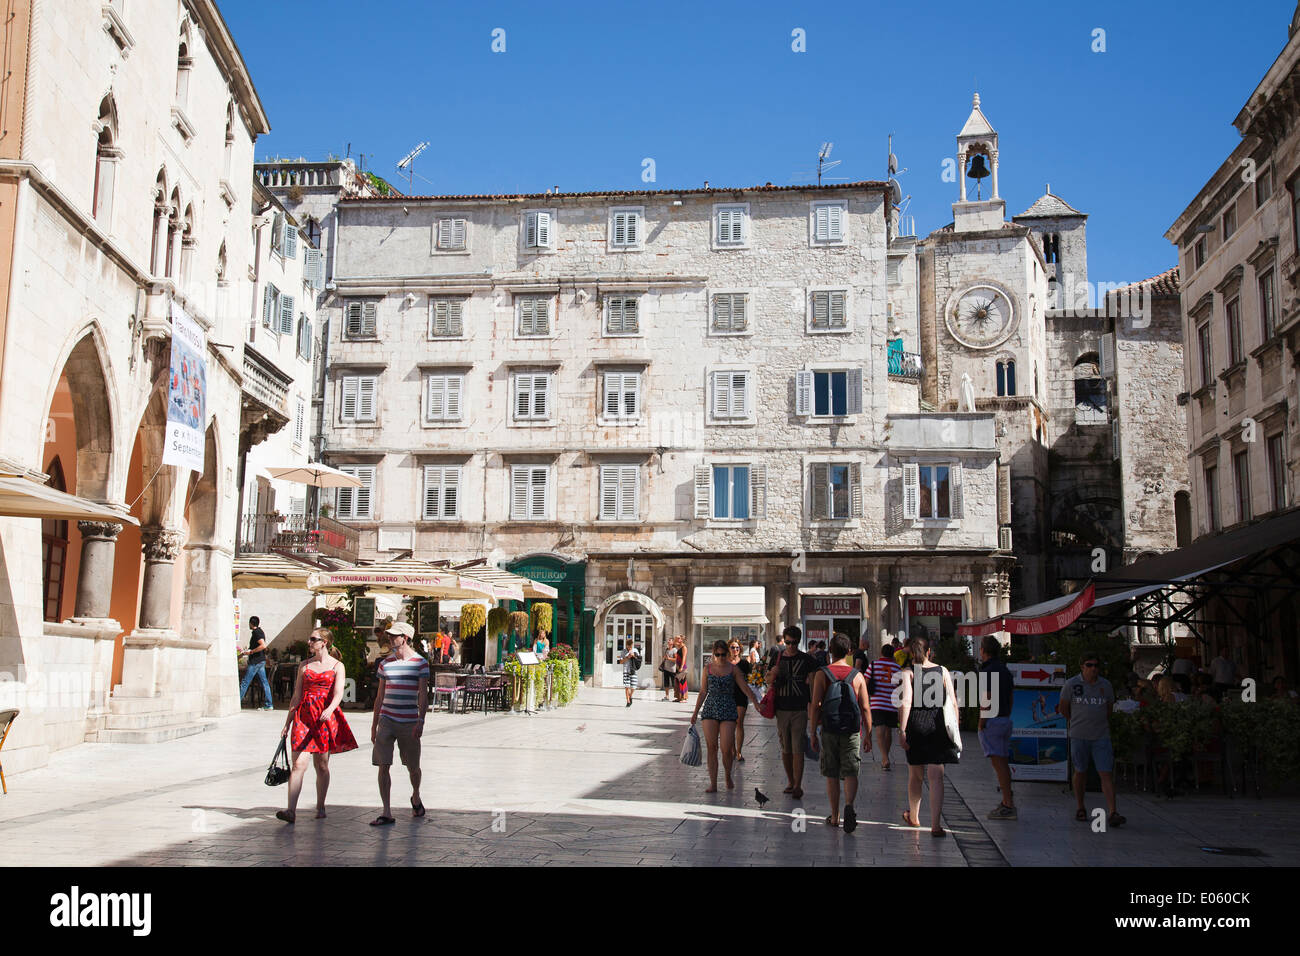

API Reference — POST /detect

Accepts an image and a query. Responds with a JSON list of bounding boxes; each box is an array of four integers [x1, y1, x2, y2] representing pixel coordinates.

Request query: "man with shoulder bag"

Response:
[[809, 633, 873, 831]]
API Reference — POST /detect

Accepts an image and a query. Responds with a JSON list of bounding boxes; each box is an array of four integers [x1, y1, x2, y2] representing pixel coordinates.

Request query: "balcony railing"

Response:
[[238, 512, 359, 563], [888, 347, 923, 379]]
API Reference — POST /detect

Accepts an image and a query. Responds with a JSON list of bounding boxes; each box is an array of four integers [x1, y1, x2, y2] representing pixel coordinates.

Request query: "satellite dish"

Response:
[[888, 178, 903, 205], [888, 153, 899, 175]]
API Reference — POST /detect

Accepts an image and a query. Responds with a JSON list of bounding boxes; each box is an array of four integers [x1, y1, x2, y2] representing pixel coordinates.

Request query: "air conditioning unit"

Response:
[[999, 526, 1013, 551]]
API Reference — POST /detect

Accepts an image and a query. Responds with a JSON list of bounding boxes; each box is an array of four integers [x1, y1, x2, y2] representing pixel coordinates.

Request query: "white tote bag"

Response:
[[940, 665, 963, 757]]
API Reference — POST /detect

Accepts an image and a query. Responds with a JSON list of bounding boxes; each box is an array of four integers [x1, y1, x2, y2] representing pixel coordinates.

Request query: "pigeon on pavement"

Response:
[[754, 788, 770, 807]]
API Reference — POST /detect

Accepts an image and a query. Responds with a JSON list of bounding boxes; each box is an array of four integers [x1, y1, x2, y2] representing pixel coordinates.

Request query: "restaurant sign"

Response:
[[908, 598, 963, 618], [805, 597, 861, 617]]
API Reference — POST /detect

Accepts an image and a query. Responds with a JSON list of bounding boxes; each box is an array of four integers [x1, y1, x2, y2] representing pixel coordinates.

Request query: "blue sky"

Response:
[[222, 0, 1296, 286]]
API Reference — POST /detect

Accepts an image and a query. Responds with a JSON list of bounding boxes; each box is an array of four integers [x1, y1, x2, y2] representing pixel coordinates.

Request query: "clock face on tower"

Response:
[[944, 282, 1017, 350]]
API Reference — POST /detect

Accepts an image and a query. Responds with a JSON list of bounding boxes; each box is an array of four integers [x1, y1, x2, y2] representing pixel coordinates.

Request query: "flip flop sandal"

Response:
[[1075, 808, 1088, 823], [370, 816, 396, 827], [782, 786, 795, 794], [843, 805, 858, 833], [901, 811, 919, 828], [275, 810, 295, 825], [825, 816, 838, 828], [931, 829, 947, 838], [411, 799, 426, 818]]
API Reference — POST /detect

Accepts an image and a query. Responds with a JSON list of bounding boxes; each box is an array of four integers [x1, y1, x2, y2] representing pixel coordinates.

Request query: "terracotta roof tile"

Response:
[[339, 181, 890, 204]]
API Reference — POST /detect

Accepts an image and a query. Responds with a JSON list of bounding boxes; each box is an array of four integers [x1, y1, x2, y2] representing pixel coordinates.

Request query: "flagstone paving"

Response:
[[1, 686, 1297, 867]]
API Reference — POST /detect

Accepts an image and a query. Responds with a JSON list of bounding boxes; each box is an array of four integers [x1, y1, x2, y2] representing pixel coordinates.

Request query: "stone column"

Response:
[[957, 148, 967, 202], [138, 527, 185, 629], [991, 149, 1000, 199], [181, 543, 237, 718], [982, 576, 1001, 622], [72, 520, 122, 620]]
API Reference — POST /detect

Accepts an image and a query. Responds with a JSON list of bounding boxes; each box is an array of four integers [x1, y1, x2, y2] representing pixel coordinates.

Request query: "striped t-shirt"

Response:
[[377, 654, 429, 722], [868, 657, 901, 712]]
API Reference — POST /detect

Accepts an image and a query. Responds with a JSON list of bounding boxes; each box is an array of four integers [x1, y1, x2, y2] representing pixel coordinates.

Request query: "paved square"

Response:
[[1, 687, 1297, 867]]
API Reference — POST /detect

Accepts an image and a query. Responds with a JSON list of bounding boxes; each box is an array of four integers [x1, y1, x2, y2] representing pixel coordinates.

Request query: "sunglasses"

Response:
[[713, 651, 726, 658], [308, 638, 323, 645], [1083, 662, 1099, 668]]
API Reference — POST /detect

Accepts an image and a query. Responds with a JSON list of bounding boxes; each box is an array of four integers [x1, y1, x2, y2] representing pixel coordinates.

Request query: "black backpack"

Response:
[[631, 650, 642, 671], [821, 667, 861, 734]]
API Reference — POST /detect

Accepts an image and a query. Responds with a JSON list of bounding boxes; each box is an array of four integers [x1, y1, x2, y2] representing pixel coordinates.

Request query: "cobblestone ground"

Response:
[[1, 687, 1297, 867]]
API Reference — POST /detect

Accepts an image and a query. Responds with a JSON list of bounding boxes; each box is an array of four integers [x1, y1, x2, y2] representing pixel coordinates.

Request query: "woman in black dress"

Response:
[[728, 639, 753, 763], [897, 634, 960, 837]]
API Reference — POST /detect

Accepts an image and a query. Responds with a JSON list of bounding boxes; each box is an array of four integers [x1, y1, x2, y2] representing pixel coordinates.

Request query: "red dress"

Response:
[[290, 666, 358, 754]]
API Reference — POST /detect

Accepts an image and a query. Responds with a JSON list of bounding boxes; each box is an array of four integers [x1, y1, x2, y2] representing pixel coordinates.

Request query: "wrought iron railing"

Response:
[[238, 512, 359, 562], [888, 348, 923, 379]]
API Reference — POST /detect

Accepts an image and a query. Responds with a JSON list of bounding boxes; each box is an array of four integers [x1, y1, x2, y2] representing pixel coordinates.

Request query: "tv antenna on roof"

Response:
[[792, 142, 850, 186], [396, 141, 430, 192]]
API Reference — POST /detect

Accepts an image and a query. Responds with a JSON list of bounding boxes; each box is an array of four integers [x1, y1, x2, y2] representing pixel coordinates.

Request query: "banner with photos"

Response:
[[162, 301, 206, 472]]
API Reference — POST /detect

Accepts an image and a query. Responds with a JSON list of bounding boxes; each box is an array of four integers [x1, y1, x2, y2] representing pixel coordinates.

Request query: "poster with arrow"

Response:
[[1007, 663, 1068, 781]]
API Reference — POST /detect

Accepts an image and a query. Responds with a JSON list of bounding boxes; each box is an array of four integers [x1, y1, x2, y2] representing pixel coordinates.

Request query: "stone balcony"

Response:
[[239, 344, 291, 446]]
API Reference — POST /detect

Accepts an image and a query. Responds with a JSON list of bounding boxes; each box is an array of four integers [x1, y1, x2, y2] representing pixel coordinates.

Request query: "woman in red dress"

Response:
[[277, 627, 357, 823]]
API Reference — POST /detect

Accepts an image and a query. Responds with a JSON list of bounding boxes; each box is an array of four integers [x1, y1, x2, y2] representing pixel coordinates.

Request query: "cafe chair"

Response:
[[0, 709, 18, 794], [431, 672, 462, 714], [463, 675, 491, 715]]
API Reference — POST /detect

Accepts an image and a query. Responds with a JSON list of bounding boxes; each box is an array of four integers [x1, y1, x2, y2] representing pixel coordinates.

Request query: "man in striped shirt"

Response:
[[867, 642, 902, 771], [370, 622, 429, 826]]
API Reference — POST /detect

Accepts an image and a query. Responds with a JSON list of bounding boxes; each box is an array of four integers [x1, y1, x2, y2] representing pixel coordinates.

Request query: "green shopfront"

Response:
[[506, 555, 595, 679]]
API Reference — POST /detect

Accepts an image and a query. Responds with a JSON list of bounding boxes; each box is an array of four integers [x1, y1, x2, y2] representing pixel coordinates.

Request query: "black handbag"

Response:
[[264, 738, 291, 787]]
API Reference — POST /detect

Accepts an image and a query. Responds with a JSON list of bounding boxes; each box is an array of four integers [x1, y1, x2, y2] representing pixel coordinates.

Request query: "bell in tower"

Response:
[[966, 153, 991, 199], [953, 93, 1005, 231]]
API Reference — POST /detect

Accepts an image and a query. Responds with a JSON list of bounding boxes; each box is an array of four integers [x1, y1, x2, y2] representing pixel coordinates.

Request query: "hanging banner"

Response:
[[163, 301, 206, 472]]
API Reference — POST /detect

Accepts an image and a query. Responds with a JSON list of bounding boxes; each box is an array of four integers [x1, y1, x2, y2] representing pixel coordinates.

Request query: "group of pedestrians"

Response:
[[272, 621, 429, 827]]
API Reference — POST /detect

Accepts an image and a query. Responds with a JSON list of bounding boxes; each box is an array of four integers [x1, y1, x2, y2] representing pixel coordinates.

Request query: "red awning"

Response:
[[957, 583, 1095, 638]]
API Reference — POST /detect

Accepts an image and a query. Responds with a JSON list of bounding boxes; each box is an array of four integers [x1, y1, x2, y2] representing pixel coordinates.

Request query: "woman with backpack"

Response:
[[691, 640, 761, 792], [897, 634, 961, 838], [808, 633, 872, 831]]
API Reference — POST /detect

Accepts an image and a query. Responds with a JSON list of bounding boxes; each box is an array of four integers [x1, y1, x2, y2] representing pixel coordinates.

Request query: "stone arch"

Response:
[[184, 422, 220, 542], [595, 589, 666, 637], [128, 386, 178, 529], [42, 326, 116, 501]]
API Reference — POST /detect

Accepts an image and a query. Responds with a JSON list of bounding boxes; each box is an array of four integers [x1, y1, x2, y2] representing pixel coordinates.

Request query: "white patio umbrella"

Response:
[[265, 462, 362, 487]]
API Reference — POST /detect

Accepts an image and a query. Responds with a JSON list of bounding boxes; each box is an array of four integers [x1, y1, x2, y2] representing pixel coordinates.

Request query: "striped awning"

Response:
[[0, 476, 138, 525], [232, 552, 337, 590], [958, 583, 1096, 638], [307, 558, 499, 600], [455, 563, 555, 601]]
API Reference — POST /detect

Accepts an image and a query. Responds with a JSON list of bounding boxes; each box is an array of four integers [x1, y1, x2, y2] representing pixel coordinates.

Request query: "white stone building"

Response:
[[321, 180, 1010, 686], [0, 0, 268, 772]]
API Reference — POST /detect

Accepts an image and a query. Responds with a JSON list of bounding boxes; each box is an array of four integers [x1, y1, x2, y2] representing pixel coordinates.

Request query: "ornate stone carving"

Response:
[[997, 572, 1011, 599], [982, 577, 1000, 598], [141, 527, 185, 562], [77, 520, 123, 541]]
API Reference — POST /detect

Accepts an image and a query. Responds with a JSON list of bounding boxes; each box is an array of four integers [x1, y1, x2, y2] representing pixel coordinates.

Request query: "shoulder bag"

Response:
[[264, 738, 291, 787]]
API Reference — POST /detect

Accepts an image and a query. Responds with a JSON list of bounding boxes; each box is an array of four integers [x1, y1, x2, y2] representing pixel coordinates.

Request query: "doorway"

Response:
[[603, 612, 653, 687]]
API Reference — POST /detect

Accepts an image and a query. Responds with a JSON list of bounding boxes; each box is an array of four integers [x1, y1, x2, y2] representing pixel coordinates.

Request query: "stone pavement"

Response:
[[0, 686, 1296, 867]]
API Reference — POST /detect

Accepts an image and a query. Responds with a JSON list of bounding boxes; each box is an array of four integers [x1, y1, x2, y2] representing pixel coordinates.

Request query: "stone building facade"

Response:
[[321, 181, 1011, 686], [0, 1, 268, 772]]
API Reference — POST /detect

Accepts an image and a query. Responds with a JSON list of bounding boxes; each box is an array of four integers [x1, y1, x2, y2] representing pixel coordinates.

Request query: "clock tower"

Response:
[[916, 94, 1052, 606]]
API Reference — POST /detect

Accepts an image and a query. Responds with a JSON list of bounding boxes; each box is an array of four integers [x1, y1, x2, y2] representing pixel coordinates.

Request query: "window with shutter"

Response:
[[430, 299, 464, 337], [610, 208, 642, 247], [279, 293, 295, 335], [712, 293, 747, 333], [715, 205, 747, 245], [694, 465, 712, 518], [345, 302, 362, 338], [524, 211, 552, 249], [598, 465, 639, 521], [263, 284, 278, 329], [423, 465, 461, 520], [426, 374, 464, 422], [513, 373, 551, 421], [795, 370, 813, 415], [297, 316, 312, 360], [283, 220, 298, 259], [341, 377, 359, 422], [304, 248, 324, 289], [812, 203, 845, 242], [811, 463, 830, 519], [602, 372, 640, 420], [606, 295, 640, 335], [511, 465, 549, 519], [437, 218, 467, 251], [903, 463, 920, 520], [357, 376, 376, 422], [711, 371, 751, 421], [518, 296, 550, 336], [811, 291, 848, 330], [338, 465, 374, 520], [270, 212, 284, 254], [293, 398, 304, 447]]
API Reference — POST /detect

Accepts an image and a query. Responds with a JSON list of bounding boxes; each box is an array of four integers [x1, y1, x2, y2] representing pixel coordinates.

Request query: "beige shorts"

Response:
[[372, 717, 421, 768], [776, 709, 809, 755]]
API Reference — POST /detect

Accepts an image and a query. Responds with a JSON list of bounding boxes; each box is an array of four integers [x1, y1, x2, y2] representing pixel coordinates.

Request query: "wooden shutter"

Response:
[[304, 248, 323, 289], [279, 294, 295, 335], [341, 377, 358, 421], [718, 207, 743, 243], [510, 466, 528, 519], [446, 375, 462, 420], [625, 372, 640, 418], [354, 466, 373, 518], [283, 219, 298, 259], [447, 300, 463, 336], [513, 374, 529, 420], [903, 462, 920, 520], [829, 291, 846, 328], [600, 465, 619, 520], [271, 212, 284, 253], [423, 465, 441, 519], [950, 461, 963, 518], [530, 466, 548, 518], [814, 205, 830, 241], [732, 371, 750, 419], [711, 372, 731, 420], [427, 376, 446, 420], [534, 373, 550, 419], [619, 465, 638, 519], [694, 465, 711, 518], [750, 463, 767, 518], [811, 463, 829, 519], [345, 301, 362, 337], [795, 370, 813, 415], [262, 284, 276, 328], [827, 204, 843, 240], [526, 211, 550, 248], [812, 292, 828, 329], [1100, 332, 1116, 378], [362, 302, 377, 337], [731, 294, 746, 331], [846, 367, 863, 414], [336, 479, 354, 519], [453, 219, 466, 248], [603, 373, 622, 418], [443, 467, 459, 518], [437, 219, 451, 248], [298, 317, 312, 360], [294, 399, 304, 445], [613, 210, 638, 245], [849, 461, 863, 518], [622, 296, 638, 333], [713, 294, 730, 331], [358, 376, 376, 421]]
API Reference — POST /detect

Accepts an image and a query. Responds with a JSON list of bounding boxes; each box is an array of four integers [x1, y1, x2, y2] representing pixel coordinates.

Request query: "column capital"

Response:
[[77, 520, 123, 541], [141, 526, 185, 562], [982, 577, 1001, 598]]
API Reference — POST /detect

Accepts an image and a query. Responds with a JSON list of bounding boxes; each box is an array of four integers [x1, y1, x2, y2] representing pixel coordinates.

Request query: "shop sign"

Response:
[[805, 597, 861, 617], [908, 597, 962, 618]]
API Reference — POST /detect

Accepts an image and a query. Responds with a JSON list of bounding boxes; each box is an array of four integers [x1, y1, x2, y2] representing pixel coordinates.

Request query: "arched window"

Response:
[[165, 187, 181, 279], [93, 95, 119, 221], [996, 358, 1016, 396], [1175, 491, 1192, 547], [42, 458, 69, 622], [1043, 232, 1061, 264], [150, 168, 167, 274], [223, 101, 235, 181], [175, 22, 193, 111], [1074, 353, 1107, 424], [216, 241, 227, 282], [180, 202, 195, 286]]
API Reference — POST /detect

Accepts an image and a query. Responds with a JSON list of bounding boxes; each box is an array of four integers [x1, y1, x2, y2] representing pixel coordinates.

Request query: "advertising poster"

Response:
[[1008, 662, 1068, 781], [162, 301, 206, 472]]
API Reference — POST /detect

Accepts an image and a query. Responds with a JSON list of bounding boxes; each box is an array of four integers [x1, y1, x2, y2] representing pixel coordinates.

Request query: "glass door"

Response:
[[604, 614, 652, 686]]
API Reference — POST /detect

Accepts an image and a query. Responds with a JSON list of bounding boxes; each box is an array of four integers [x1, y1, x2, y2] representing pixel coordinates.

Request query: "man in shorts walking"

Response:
[[809, 633, 872, 831], [978, 635, 1016, 820], [867, 640, 902, 770], [771, 625, 817, 799], [370, 622, 429, 826], [1060, 651, 1125, 828]]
